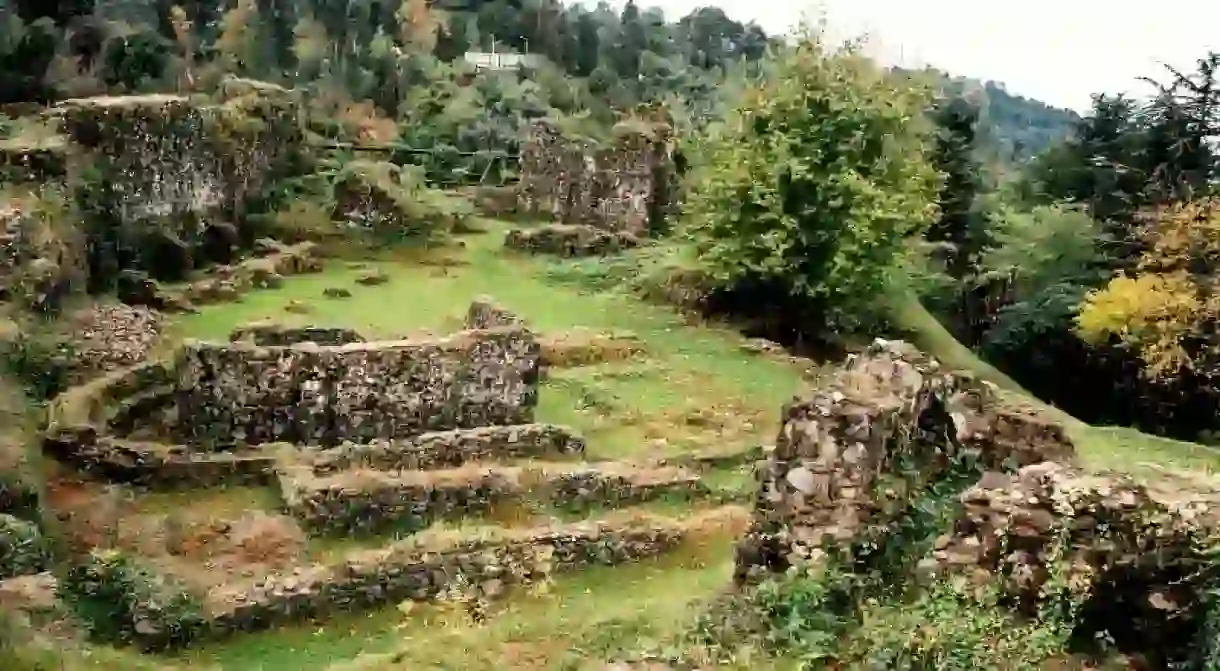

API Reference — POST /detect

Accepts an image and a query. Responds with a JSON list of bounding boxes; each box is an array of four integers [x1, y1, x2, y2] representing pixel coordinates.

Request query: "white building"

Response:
[[462, 51, 544, 71]]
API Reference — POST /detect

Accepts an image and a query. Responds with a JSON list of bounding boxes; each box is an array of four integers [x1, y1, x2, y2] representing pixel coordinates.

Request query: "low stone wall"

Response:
[[464, 296, 525, 330], [56, 437, 276, 490], [228, 321, 365, 347], [280, 459, 705, 534], [735, 339, 1076, 581], [45, 360, 173, 435], [548, 463, 706, 512], [504, 224, 641, 257], [306, 423, 586, 475], [174, 327, 541, 448], [278, 462, 516, 534], [204, 512, 690, 639]]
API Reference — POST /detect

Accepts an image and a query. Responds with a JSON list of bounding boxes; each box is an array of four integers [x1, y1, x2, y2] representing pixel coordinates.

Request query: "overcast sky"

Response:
[[619, 0, 1220, 112]]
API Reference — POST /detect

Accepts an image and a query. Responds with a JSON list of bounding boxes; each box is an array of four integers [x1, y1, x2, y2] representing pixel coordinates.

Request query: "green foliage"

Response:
[[844, 582, 1073, 670], [683, 35, 940, 333], [978, 201, 1107, 357], [0, 512, 49, 578], [0, 327, 75, 401], [59, 550, 206, 651], [753, 565, 858, 664]]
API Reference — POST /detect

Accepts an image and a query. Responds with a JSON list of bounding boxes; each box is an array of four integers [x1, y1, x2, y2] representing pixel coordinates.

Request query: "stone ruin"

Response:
[[511, 117, 677, 256], [0, 78, 304, 312], [21, 298, 726, 650], [735, 338, 1220, 665]]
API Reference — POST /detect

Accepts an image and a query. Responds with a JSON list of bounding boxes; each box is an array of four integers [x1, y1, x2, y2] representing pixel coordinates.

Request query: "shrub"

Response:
[[0, 513, 49, 579], [681, 31, 940, 334], [843, 582, 1073, 670], [58, 550, 206, 651]]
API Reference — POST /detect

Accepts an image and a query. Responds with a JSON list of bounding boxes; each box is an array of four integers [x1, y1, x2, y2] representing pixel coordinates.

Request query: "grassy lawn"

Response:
[[160, 224, 807, 669]]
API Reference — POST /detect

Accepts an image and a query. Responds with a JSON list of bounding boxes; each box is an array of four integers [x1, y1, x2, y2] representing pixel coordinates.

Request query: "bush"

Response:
[[0, 327, 75, 401], [58, 550, 206, 651], [844, 582, 1073, 670], [681, 32, 940, 334], [0, 513, 49, 579]]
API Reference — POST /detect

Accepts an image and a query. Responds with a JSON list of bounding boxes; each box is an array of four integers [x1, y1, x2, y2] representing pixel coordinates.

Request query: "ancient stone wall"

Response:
[[735, 339, 1076, 581], [505, 223, 640, 257], [923, 462, 1220, 665], [173, 327, 541, 448], [516, 119, 674, 235], [204, 513, 690, 640], [57, 81, 303, 288], [307, 423, 586, 474], [228, 322, 365, 347], [278, 459, 704, 534]]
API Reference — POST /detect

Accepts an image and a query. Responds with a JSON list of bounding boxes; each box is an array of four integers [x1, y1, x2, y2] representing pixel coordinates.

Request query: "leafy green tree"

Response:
[[683, 35, 941, 334]]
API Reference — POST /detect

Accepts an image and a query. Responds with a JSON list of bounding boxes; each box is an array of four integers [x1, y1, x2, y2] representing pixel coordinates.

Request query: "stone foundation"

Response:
[[279, 460, 705, 534], [305, 423, 587, 475], [228, 322, 365, 347], [204, 512, 692, 639], [173, 326, 541, 448], [505, 224, 641, 257]]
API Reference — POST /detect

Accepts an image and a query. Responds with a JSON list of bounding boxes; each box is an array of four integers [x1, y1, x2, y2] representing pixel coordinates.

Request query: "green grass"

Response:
[[172, 225, 805, 464], [161, 223, 809, 669], [173, 532, 758, 671], [150, 223, 1220, 669], [890, 288, 1220, 479]]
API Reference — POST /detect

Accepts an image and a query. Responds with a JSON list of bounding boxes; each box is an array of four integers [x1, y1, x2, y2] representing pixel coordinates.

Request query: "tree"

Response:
[[683, 34, 940, 334], [927, 96, 985, 279]]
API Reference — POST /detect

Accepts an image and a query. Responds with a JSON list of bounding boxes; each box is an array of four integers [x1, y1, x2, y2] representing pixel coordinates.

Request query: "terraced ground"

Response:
[[30, 220, 1219, 671], [98, 220, 805, 671]]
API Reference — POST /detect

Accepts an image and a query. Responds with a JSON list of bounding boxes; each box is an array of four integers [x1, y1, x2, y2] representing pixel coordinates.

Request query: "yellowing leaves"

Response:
[[1076, 198, 1220, 377]]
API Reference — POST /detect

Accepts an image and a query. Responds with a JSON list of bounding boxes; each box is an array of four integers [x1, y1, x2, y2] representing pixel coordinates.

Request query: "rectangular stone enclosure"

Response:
[[174, 327, 541, 448]]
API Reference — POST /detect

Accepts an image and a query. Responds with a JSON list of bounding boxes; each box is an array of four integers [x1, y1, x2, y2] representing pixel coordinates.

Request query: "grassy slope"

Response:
[[163, 224, 806, 670], [889, 288, 1220, 477]]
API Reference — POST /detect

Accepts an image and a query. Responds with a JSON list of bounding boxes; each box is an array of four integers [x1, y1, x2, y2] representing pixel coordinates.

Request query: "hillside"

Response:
[[2, 1, 1220, 670]]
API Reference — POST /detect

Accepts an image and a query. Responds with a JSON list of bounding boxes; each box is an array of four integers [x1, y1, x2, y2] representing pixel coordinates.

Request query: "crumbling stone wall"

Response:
[[205, 513, 690, 639], [923, 462, 1220, 666], [278, 459, 705, 534], [58, 81, 303, 289], [228, 321, 365, 347], [307, 423, 586, 474], [174, 327, 541, 448], [464, 296, 526, 330], [516, 119, 674, 235], [505, 223, 640, 257], [735, 339, 1076, 581]]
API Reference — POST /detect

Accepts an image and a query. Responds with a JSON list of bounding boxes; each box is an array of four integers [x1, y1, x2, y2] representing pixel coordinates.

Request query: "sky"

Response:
[[634, 0, 1220, 113]]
